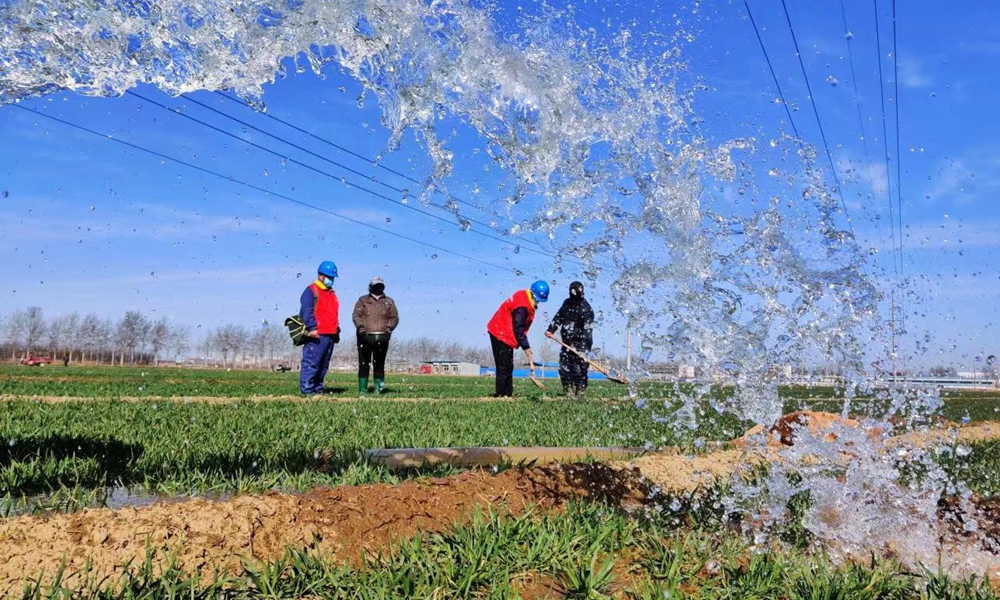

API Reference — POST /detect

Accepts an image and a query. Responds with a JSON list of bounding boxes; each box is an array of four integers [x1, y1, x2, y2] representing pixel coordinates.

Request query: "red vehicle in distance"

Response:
[[19, 356, 52, 366]]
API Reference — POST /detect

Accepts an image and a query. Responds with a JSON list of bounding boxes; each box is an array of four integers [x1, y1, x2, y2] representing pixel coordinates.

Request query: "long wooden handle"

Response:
[[551, 337, 617, 380]]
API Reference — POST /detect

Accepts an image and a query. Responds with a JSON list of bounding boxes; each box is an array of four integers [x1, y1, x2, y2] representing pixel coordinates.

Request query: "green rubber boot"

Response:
[[358, 377, 368, 394], [374, 378, 385, 394]]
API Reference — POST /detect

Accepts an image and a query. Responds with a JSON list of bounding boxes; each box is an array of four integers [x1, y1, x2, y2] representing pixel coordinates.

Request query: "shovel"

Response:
[[550, 337, 630, 385]]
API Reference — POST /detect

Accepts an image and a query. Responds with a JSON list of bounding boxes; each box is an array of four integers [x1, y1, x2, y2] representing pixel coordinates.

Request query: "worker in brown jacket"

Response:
[[352, 276, 399, 394]]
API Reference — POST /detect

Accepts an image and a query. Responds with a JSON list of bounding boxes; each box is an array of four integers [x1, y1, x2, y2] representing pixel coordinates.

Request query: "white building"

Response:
[[421, 361, 482, 377]]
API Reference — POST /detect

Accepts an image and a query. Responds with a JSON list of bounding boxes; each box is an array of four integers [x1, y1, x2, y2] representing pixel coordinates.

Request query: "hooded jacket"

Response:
[[547, 296, 594, 351]]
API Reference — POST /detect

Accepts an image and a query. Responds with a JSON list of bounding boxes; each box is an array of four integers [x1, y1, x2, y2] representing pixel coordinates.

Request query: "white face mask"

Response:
[[322, 276, 335, 287]]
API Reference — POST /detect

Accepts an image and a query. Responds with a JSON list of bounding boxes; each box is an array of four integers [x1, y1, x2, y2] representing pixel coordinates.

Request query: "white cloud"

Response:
[[897, 59, 933, 89]]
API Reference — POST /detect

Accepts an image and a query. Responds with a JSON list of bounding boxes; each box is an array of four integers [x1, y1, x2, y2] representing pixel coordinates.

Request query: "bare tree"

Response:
[[263, 324, 289, 365], [21, 307, 46, 358], [61, 312, 81, 361], [77, 314, 101, 363], [46, 313, 79, 361], [209, 324, 249, 368], [116, 311, 151, 365], [168, 325, 191, 362], [149, 318, 171, 366], [2, 310, 24, 360]]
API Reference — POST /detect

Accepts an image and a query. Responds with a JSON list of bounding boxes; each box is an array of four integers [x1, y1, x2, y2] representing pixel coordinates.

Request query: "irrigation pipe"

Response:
[[363, 446, 646, 469]]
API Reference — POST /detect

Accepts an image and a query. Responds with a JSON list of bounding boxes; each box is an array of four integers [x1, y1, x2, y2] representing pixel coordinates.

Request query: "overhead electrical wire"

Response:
[[839, 0, 895, 278], [742, 0, 872, 283], [742, 0, 805, 141], [212, 93, 616, 273], [872, 0, 901, 279], [125, 90, 568, 265], [182, 92, 530, 248], [891, 0, 905, 276], [213, 91, 501, 221], [13, 104, 521, 276], [778, 0, 859, 238]]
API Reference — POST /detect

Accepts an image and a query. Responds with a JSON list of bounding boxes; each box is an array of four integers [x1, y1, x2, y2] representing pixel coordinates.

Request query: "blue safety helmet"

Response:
[[318, 261, 339, 278], [530, 280, 550, 303]]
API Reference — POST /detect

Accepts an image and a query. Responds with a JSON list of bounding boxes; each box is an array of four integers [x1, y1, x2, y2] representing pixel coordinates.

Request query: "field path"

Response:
[[0, 394, 526, 404]]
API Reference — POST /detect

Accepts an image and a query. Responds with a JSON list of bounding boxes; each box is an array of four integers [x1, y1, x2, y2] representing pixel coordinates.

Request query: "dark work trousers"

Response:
[[559, 347, 590, 395], [357, 333, 390, 380], [490, 334, 515, 397], [300, 335, 336, 394]]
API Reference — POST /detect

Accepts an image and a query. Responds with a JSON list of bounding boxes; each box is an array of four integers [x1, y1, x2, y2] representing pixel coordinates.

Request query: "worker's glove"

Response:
[[332, 332, 341, 343]]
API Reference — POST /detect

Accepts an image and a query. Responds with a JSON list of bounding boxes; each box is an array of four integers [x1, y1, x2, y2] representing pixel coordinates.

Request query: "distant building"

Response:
[[420, 361, 482, 377], [647, 363, 697, 381], [958, 371, 989, 379]]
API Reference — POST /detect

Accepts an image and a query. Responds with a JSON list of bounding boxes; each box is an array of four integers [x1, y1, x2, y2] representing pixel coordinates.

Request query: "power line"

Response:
[[743, 0, 873, 283], [214, 91, 500, 220], [742, 0, 804, 141], [13, 104, 520, 275], [839, 0, 896, 278], [126, 90, 562, 264], [216, 91, 618, 273], [184, 92, 530, 248], [778, 0, 858, 240], [891, 0, 905, 276], [872, 0, 899, 278]]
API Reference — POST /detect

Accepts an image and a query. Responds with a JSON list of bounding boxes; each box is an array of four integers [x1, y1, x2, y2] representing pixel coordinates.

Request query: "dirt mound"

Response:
[[0, 463, 648, 593], [626, 416, 1000, 497]]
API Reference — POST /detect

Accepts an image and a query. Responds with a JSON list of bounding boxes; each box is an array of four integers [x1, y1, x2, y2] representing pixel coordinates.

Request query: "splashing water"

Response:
[[1, 0, 976, 577]]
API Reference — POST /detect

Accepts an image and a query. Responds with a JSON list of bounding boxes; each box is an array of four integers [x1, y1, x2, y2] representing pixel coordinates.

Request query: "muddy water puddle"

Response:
[[1, 486, 231, 518]]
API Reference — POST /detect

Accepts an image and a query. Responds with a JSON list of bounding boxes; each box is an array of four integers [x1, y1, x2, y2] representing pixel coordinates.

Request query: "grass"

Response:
[[2, 365, 1000, 500], [0, 396, 746, 497], [0, 364, 630, 399], [4, 366, 1000, 598], [15, 503, 999, 600]]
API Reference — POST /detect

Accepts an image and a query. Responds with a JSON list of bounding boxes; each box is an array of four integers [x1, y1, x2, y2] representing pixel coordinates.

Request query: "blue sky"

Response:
[[1, 0, 998, 369]]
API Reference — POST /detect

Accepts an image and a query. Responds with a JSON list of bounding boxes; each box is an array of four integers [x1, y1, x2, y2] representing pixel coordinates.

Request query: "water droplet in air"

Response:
[[1, 190, 8, 198], [826, 75, 838, 86], [431, 254, 438, 260], [845, 30, 855, 40], [296, 273, 302, 278]]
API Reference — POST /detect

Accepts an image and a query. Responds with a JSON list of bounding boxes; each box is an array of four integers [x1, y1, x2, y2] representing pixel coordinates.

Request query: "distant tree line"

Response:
[[0, 307, 192, 366], [0, 307, 496, 370]]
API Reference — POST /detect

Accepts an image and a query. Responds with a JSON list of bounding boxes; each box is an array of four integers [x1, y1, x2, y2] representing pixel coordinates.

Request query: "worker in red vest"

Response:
[[487, 280, 550, 397], [299, 261, 341, 395]]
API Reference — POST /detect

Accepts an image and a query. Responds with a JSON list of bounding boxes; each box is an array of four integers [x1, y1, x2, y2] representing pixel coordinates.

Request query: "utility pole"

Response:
[[626, 328, 632, 371], [890, 290, 898, 386]]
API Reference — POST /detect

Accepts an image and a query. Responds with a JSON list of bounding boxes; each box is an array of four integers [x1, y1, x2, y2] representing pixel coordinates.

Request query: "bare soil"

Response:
[[5, 412, 1000, 593], [0, 463, 648, 593]]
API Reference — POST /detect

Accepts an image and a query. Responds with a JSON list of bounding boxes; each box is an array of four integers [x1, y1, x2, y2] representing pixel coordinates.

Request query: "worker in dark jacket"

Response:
[[352, 276, 399, 394], [545, 281, 594, 397], [299, 261, 341, 395], [487, 280, 549, 397]]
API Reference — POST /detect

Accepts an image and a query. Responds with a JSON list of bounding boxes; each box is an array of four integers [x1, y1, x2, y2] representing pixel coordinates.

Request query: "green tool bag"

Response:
[[284, 314, 310, 346]]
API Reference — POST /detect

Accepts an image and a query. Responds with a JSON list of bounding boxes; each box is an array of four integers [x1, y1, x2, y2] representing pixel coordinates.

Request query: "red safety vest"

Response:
[[309, 281, 340, 335], [487, 289, 536, 348]]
